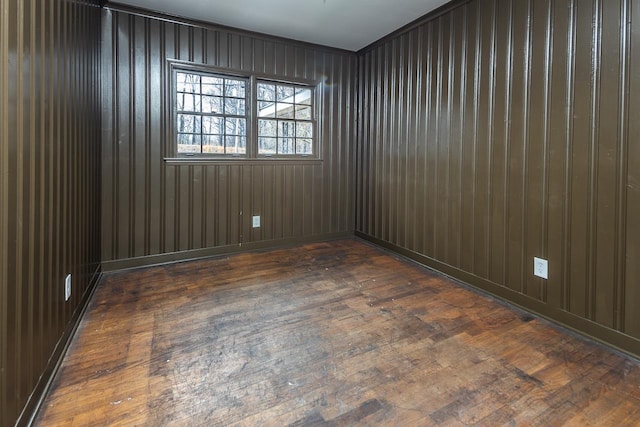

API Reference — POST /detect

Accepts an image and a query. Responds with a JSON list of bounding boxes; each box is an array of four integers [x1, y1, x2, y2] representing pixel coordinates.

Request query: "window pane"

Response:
[[177, 73, 200, 93], [203, 135, 224, 153], [177, 133, 201, 153], [276, 85, 294, 101], [225, 118, 246, 136], [258, 101, 276, 118], [258, 119, 277, 137], [278, 137, 294, 154], [296, 122, 312, 138], [177, 93, 201, 112], [201, 76, 223, 96], [202, 116, 224, 134], [177, 114, 201, 133], [225, 136, 246, 154], [201, 96, 223, 114], [295, 105, 312, 120], [225, 79, 246, 98], [276, 103, 295, 119], [257, 83, 275, 101], [278, 120, 295, 138], [295, 88, 312, 105], [224, 98, 245, 115], [296, 138, 312, 155], [258, 137, 277, 154]]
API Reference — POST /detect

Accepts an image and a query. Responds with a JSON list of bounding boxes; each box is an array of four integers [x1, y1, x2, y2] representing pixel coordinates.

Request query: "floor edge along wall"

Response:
[[357, 232, 640, 361], [19, 269, 102, 427]]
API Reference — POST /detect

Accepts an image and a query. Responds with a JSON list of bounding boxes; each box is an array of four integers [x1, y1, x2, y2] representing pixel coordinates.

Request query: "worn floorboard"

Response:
[[36, 239, 640, 426]]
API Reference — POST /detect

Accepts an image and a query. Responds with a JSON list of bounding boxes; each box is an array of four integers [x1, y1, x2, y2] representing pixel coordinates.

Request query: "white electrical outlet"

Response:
[[252, 215, 261, 228], [533, 257, 548, 280], [65, 274, 72, 301]]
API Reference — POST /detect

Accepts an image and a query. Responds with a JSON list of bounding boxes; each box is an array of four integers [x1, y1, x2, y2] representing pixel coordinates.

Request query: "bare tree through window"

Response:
[[176, 71, 247, 154]]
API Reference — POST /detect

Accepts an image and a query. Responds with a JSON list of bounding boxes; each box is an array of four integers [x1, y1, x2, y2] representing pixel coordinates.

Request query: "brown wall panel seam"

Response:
[[541, 0, 553, 302], [28, 0, 37, 390], [502, 0, 514, 287], [457, 7, 468, 267], [38, 0, 48, 376], [587, 0, 603, 320], [111, 12, 119, 259], [16, 0, 25, 405], [202, 166, 207, 248], [128, 14, 135, 258], [446, 13, 455, 262], [0, 0, 8, 421], [520, 0, 532, 296], [411, 31, 421, 252], [159, 21, 166, 254], [434, 20, 443, 256], [616, 0, 631, 331], [487, 0, 497, 278], [471, 2, 481, 272], [375, 47, 381, 240], [144, 16, 152, 255], [62, 0, 70, 324], [563, 0, 577, 312]]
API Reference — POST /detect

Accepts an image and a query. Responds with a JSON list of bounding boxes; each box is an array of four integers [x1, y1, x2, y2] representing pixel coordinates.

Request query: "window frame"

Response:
[[255, 80, 317, 158], [167, 60, 319, 162]]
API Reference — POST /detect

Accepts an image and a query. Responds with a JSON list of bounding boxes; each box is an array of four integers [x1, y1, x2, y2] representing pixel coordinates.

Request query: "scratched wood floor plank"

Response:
[[36, 239, 640, 426]]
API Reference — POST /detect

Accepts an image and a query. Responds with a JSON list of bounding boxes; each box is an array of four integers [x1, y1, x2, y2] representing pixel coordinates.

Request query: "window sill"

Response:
[[164, 156, 322, 165]]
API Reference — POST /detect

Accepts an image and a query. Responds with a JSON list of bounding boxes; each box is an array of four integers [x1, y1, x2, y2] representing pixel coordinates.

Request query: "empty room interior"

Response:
[[2, 0, 640, 425]]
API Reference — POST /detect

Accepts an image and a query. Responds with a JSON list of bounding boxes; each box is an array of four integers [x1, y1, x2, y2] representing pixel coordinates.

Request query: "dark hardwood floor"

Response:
[[36, 239, 640, 426]]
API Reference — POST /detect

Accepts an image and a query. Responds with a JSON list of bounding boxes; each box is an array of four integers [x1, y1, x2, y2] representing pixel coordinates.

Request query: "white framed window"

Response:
[[256, 81, 314, 156], [170, 62, 317, 160], [175, 71, 248, 155]]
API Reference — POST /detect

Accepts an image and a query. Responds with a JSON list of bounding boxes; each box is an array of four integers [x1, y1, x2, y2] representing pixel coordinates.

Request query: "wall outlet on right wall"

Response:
[[533, 257, 548, 280]]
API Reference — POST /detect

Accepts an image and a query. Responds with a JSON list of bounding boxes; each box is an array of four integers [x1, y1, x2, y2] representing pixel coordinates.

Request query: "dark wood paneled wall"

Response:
[[101, 7, 356, 268], [0, 0, 102, 425], [356, 0, 640, 356]]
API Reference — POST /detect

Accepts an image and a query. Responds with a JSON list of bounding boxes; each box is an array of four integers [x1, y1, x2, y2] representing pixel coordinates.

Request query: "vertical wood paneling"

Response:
[[569, 0, 594, 318], [101, 7, 355, 264], [460, 5, 478, 272], [547, 0, 571, 310], [525, 0, 549, 301], [425, 20, 438, 257], [616, 0, 630, 333], [626, 0, 640, 339], [595, 0, 621, 327], [1, 0, 9, 420], [490, 0, 510, 285], [0, 1, 102, 425], [356, 0, 640, 352]]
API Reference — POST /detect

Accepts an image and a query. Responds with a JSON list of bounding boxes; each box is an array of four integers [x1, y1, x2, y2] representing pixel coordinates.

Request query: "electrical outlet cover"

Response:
[[533, 257, 548, 280], [65, 274, 72, 301]]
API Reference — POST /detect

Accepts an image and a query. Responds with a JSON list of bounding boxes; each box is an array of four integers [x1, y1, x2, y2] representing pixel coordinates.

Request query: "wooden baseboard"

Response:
[[355, 231, 640, 361], [101, 232, 354, 272]]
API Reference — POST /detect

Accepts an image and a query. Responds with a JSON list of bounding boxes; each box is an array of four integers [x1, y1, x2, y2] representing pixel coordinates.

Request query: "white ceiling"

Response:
[[110, 0, 451, 51]]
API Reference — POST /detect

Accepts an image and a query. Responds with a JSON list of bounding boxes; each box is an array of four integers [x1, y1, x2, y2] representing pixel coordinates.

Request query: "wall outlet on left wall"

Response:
[[65, 274, 72, 301]]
